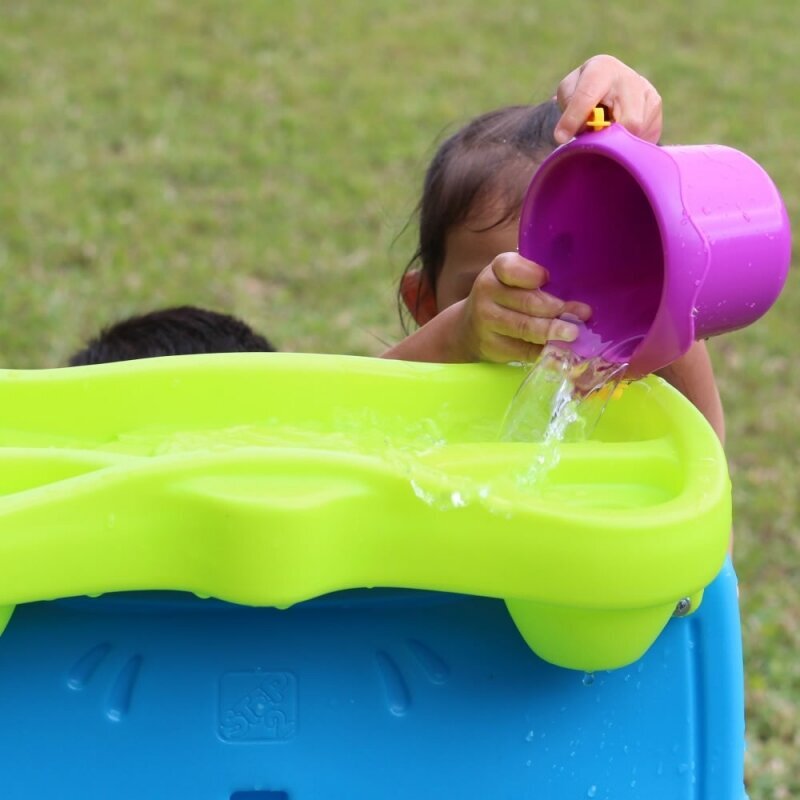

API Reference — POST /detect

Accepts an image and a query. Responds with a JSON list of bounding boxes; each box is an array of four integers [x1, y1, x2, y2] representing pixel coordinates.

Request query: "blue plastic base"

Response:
[[0, 561, 744, 799]]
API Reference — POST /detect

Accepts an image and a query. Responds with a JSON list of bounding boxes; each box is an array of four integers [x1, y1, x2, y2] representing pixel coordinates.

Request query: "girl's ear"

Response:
[[400, 269, 438, 325]]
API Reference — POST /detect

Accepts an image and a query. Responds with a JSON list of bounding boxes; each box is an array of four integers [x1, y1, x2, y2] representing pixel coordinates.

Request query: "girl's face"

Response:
[[400, 194, 524, 327], [434, 201, 519, 312]]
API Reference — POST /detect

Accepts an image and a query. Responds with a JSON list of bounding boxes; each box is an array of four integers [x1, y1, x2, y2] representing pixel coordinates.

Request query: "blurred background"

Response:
[[1, 2, 797, 795]]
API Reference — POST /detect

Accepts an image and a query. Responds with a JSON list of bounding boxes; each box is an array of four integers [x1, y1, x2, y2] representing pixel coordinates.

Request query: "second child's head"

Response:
[[68, 306, 275, 366], [400, 100, 560, 326]]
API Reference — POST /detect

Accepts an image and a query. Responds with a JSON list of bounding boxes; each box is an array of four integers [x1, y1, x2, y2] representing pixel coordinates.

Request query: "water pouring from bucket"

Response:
[[501, 108, 790, 451], [518, 108, 791, 377]]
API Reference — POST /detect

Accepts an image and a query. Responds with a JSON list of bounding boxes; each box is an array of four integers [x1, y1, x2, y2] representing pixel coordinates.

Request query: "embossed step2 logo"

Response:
[[219, 671, 297, 742]]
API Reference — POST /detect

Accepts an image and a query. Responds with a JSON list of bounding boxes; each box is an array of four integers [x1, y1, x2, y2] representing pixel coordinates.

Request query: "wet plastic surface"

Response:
[[0, 354, 731, 669], [0, 561, 744, 799]]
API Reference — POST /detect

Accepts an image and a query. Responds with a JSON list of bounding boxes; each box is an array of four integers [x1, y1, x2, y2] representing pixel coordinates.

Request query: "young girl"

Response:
[[382, 54, 725, 443]]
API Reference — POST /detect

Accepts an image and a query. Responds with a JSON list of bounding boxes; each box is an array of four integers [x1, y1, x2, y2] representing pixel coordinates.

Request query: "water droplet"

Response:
[[410, 480, 436, 505], [450, 490, 466, 507], [525, 730, 535, 742], [587, 785, 598, 797], [691, 306, 699, 318], [582, 672, 595, 686], [526, 759, 532, 767]]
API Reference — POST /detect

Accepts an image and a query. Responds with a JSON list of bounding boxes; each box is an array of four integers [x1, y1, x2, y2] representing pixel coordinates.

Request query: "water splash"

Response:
[[499, 337, 629, 486], [500, 344, 627, 443], [408, 321, 632, 506], [57, 329, 630, 513]]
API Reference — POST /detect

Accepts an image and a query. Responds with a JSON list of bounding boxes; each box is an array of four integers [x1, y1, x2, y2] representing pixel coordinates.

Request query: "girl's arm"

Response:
[[655, 340, 725, 444], [381, 302, 472, 363], [383, 254, 588, 364]]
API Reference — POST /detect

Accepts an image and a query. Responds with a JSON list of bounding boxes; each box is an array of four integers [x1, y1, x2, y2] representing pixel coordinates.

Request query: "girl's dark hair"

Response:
[[68, 305, 275, 366], [401, 99, 561, 324]]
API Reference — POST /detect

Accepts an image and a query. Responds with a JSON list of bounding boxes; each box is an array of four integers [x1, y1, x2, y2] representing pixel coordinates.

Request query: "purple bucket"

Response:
[[518, 124, 791, 375]]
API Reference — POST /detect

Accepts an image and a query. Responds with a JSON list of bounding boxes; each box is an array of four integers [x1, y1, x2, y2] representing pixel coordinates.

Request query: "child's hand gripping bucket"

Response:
[[518, 122, 791, 375]]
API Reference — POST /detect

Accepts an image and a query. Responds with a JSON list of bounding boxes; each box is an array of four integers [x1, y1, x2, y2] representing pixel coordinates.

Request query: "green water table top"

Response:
[[0, 353, 730, 671]]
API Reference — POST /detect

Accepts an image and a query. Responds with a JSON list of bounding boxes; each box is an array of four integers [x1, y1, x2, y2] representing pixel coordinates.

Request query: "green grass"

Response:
[[1, 1, 798, 794]]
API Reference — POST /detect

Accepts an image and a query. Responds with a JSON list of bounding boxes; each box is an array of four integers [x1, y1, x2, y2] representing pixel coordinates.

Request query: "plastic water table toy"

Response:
[[0, 354, 730, 670], [0, 353, 741, 798]]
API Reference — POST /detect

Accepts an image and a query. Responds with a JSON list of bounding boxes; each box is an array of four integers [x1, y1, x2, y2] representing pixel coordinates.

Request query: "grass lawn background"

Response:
[[1, 2, 798, 795]]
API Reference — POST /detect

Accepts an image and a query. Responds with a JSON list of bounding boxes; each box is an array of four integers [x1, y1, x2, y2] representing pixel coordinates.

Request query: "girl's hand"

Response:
[[554, 54, 662, 145], [453, 252, 591, 363]]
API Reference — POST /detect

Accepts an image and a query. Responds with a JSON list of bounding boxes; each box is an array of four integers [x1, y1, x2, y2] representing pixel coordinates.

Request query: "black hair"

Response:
[[68, 305, 275, 366], [400, 100, 561, 324]]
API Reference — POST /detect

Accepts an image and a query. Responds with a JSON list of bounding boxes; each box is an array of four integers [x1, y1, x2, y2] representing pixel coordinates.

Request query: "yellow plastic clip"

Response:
[[586, 105, 612, 131]]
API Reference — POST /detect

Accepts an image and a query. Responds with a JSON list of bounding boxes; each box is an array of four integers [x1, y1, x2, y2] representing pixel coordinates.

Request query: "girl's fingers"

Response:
[[563, 300, 592, 321], [612, 93, 640, 139], [481, 332, 545, 364], [554, 55, 662, 145], [555, 60, 612, 143], [614, 85, 662, 143], [639, 89, 663, 143], [490, 253, 549, 290], [492, 307, 580, 345], [491, 285, 592, 323], [493, 285, 566, 318], [554, 65, 581, 112], [556, 88, 606, 143]]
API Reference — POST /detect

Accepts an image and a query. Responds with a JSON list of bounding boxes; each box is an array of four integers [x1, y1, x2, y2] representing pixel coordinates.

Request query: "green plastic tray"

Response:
[[0, 353, 730, 670]]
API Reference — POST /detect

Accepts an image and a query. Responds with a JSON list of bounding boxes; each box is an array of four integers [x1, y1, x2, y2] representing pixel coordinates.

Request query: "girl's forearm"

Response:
[[381, 302, 470, 363], [655, 340, 725, 444]]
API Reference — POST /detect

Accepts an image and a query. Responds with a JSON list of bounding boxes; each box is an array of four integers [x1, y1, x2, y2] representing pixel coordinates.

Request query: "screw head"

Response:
[[673, 597, 692, 617]]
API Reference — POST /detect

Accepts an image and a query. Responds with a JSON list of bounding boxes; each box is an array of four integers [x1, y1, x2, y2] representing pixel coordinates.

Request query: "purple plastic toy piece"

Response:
[[518, 124, 791, 375]]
